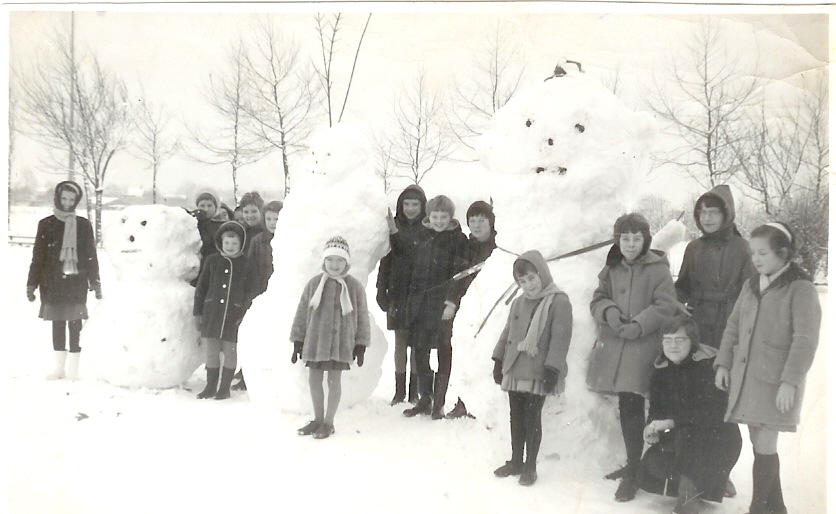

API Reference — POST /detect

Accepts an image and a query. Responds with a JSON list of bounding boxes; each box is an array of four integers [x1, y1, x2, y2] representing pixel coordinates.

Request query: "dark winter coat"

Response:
[[586, 250, 677, 397], [248, 231, 274, 298], [27, 215, 100, 305], [640, 345, 741, 502], [192, 215, 224, 287], [397, 219, 469, 349], [244, 224, 264, 255], [376, 185, 428, 330], [492, 251, 573, 394], [193, 222, 255, 343], [675, 185, 755, 349], [454, 232, 497, 299], [715, 263, 821, 430], [290, 273, 370, 363]]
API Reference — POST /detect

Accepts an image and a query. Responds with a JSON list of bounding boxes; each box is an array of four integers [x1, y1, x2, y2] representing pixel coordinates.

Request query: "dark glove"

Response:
[[91, 281, 102, 300], [376, 289, 388, 313], [605, 307, 622, 331], [618, 322, 642, 340], [291, 341, 303, 364], [353, 345, 366, 367], [543, 367, 560, 393], [26, 285, 36, 303], [493, 360, 503, 385]]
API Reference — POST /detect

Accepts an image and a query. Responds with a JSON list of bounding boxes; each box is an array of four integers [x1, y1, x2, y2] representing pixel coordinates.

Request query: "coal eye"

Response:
[[141, 220, 147, 227], [548, 139, 554, 146], [575, 124, 585, 133], [121, 218, 126, 224], [525, 119, 532, 127]]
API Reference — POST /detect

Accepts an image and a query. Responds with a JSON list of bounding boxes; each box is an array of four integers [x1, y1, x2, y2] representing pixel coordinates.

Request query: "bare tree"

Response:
[[313, 13, 372, 127], [371, 130, 397, 194], [133, 87, 179, 204], [635, 194, 682, 234], [379, 69, 455, 185], [21, 32, 131, 244], [447, 23, 525, 152], [646, 18, 760, 189], [241, 19, 318, 196], [186, 42, 266, 205]]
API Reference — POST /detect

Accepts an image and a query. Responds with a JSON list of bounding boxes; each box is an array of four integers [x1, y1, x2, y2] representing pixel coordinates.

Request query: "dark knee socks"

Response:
[[509, 392, 546, 470], [618, 393, 646, 476], [52, 320, 82, 352], [752, 452, 784, 514], [509, 393, 526, 464]]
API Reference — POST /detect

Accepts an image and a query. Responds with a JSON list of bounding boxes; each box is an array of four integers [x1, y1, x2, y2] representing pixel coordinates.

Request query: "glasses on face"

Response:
[[662, 337, 689, 345]]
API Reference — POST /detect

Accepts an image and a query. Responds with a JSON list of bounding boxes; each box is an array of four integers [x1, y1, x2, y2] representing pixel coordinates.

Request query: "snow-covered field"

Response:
[[4, 239, 828, 514]]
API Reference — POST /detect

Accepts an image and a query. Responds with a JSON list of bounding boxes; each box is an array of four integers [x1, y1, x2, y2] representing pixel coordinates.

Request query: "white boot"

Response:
[[46, 351, 67, 380], [66, 352, 81, 380]]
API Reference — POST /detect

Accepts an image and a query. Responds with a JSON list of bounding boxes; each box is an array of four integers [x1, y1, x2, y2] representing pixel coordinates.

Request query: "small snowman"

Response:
[[238, 124, 390, 412], [82, 205, 204, 388]]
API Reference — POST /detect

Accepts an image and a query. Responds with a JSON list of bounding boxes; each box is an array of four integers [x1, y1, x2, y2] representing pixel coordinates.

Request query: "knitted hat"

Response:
[[54, 180, 83, 211], [195, 191, 219, 209], [263, 200, 284, 215], [322, 236, 351, 265]]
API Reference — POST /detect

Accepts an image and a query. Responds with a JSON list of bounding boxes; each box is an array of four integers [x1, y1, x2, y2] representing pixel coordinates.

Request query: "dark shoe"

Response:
[[297, 420, 322, 436], [407, 372, 419, 403], [403, 396, 432, 417], [430, 373, 450, 420], [614, 477, 638, 502], [214, 367, 235, 400], [313, 423, 335, 439], [197, 367, 220, 399], [724, 478, 737, 498], [390, 372, 407, 406], [519, 469, 538, 486], [605, 465, 628, 480], [445, 397, 475, 419], [231, 371, 247, 391], [493, 461, 523, 477]]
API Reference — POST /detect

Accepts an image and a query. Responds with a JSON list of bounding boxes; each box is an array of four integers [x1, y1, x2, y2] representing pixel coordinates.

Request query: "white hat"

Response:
[[322, 235, 351, 265]]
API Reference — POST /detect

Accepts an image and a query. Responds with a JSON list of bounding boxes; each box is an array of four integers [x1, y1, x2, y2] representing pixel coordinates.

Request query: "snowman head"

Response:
[[105, 205, 201, 281], [302, 124, 375, 189]]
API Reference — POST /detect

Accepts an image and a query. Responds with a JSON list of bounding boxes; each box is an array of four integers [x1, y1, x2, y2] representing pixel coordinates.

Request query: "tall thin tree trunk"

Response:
[[95, 189, 103, 246], [152, 163, 158, 204], [68, 11, 76, 183]]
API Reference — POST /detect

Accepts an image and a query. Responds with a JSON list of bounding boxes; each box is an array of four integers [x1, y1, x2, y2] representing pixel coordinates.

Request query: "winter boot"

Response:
[[46, 351, 67, 380], [748, 453, 781, 514], [673, 475, 702, 514], [214, 367, 235, 400], [197, 367, 220, 399], [493, 460, 523, 478], [390, 372, 407, 406], [519, 462, 538, 486], [407, 372, 419, 404], [231, 370, 247, 391], [66, 351, 81, 380], [445, 397, 475, 419], [614, 464, 639, 502], [403, 372, 433, 417], [766, 459, 787, 514], [431, 373, 450, 420]]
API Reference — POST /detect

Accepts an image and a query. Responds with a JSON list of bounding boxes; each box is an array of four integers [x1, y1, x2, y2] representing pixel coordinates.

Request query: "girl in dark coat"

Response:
[[715, 222, 821, 514], [238, 191, 265, 255], [376, 185, 427, 405], [638, 316, 741, 514], [190, 190, 225, 287], [27, 181, 101, 380], [392, 195, 469, 419], [193, 221, 255, 400]]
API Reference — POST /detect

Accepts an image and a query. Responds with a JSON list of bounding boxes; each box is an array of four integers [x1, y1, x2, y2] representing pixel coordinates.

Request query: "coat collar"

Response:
[[748, 261, 811, 297], [654, 343, 718, 368]]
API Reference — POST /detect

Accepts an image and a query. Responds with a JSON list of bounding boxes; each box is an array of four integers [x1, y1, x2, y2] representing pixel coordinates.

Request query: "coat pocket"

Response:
[[753, 344, 788, 384]]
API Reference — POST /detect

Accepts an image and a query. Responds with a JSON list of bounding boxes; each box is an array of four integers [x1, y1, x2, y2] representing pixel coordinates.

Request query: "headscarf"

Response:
[[513, 250, 563, 358], [53, 181, 83, 276]]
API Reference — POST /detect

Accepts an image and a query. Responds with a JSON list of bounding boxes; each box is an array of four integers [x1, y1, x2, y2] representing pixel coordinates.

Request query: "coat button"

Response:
[[220, 299, 225, 304], [225, 269, 229, 274], [222, 284, 227, 288]]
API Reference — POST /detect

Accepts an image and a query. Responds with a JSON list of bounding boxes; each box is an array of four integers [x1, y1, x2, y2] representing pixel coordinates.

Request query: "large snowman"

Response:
[[238, 124, 390, 412], [83, 205, 204, 388], [449, 65, 666, 472]]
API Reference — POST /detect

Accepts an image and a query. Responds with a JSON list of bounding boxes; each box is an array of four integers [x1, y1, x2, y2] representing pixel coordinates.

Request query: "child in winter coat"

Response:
[[491, 251, 573, 486], [27, 181, 101, 380], [586, 212, 677, 502], [714, 222, 821, 514], [248, 200, 283, 298], [638, 316, 741, 514], [291, 236, 370, 439], [676, 185, 755, 349], [392, 195, 469, 420], [376, 185, 427, 405], [193, 221, 255, 400], [238, 191, 265, 255], [190, 190, 226, 287]]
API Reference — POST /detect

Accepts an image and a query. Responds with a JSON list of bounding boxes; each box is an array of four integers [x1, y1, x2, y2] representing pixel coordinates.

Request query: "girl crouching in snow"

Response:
[[291, 236, 370, 440], [491, 250, 573, 486]]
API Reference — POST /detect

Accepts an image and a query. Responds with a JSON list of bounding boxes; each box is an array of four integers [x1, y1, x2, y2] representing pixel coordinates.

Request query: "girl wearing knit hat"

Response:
[[290, 236, 370, 439]]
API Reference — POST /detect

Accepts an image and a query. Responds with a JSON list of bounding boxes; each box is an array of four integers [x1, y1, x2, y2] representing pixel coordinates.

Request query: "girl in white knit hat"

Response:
[[290, 236, 370, 439]]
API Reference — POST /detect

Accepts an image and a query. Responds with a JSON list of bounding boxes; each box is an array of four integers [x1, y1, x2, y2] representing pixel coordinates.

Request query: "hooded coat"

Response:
[[639, 344, 741, 502], [376, 185, 428, 330], [586, 249, 677, 397], [248, 230, 274, 297], [27, 183, 100, 307], [492, 251, 573, 395], [715, 263, 821, 430], [675, 185, 755, 349], [193, 222, 255, 343]]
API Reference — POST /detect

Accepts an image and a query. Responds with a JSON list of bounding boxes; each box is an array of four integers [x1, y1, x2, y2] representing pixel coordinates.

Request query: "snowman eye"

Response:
[[141, 220, 147, 227], [575, 124, 585, 133], [548, 138, 554, 146], [525, 119, 532, 127], [121, 217, 126, 224]]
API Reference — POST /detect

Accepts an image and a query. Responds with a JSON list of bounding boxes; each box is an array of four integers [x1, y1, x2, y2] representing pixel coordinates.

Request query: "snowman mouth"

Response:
[[121, 249, 141, 254], [535, 167, 568, 176]]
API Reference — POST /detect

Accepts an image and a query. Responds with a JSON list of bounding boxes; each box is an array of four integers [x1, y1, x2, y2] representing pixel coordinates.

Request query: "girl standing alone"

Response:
[[27, 181, 101, 380], [714, 222, 821, 514]]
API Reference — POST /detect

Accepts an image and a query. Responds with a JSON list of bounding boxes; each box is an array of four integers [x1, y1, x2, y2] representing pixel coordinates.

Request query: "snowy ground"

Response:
[[4, 242, 828, 514]]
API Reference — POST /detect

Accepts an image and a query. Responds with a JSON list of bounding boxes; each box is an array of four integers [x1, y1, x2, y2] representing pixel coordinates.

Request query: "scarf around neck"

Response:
[[53, 208, 78, 275], [516, 282, 562, 357], [309, 272, 353, 316]]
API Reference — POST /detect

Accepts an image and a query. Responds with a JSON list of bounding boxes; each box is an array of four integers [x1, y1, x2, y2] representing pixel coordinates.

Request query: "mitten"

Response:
[[605, 307, 622, 331], [291, 341, 303, 363], [493, 360, 503, 385], [353, 345, 366, 367], [543, 367, 560, 393], [26, 285, 36, 302], [617, 322, 642, 340], [92, 281, 102, 300], [376, 289, 388, 313]]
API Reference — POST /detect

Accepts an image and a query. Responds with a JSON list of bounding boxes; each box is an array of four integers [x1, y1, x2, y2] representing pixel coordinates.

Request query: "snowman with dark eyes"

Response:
[[82, 205, 204, 388], [447, 62, 662, 470]]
